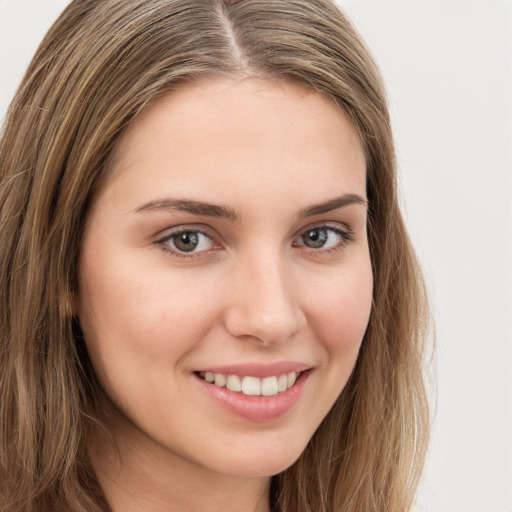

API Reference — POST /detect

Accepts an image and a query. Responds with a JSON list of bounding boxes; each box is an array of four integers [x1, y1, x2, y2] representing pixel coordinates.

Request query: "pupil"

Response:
[[174, 232, 199, 252], [305, 229, 327, 248]]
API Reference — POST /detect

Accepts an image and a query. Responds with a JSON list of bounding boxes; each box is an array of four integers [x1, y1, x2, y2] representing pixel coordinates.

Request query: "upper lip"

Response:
[[195, 361, 312, 378]]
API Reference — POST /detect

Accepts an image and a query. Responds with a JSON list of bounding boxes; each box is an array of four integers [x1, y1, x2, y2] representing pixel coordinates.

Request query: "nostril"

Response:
[[224, 307, 304, 346]]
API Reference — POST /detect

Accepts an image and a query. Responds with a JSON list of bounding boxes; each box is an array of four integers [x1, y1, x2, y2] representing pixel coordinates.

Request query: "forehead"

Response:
[[99, 78, 366, 212]]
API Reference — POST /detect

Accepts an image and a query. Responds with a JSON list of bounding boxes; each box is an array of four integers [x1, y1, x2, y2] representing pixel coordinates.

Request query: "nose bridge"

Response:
[[224, 247, 303, 345]]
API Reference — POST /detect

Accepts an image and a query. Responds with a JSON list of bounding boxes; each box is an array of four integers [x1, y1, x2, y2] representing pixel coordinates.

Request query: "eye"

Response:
[[160, 229, 216, 255], [294, 225, 353, 251]]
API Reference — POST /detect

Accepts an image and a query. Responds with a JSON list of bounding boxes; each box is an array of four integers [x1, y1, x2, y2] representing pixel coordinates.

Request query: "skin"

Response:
[[77, 78, 373, 512]]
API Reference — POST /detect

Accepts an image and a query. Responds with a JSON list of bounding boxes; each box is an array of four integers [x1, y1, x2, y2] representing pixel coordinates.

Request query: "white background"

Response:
[[1, 1, 511, 511]]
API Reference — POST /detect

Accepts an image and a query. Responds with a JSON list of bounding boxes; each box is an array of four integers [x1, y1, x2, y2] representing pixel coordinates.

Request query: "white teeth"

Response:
[[242, 376, 261, 396], [226, 374, 242, 392], [214, 374, 226, 387], [261, 376, 278, 396], [277, 374, 288, 392], [198, 370, 302, 396]]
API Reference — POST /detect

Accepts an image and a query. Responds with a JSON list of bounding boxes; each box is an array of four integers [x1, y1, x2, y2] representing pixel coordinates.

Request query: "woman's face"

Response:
[[77, 79, 372, 478]]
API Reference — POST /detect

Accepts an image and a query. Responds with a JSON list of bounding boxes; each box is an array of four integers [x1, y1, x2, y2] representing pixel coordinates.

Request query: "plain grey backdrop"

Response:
[[1, 1, 511, 511]]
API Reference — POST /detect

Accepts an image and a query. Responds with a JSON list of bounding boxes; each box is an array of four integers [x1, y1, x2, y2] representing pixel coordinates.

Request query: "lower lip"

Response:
[[194, 371, 311, 422]]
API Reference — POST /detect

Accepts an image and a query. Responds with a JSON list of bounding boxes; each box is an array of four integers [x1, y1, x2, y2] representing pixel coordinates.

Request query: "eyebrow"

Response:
[[298, 193, 367, 218], [133, 193, 367, 220], [133, 199, 239, 220]]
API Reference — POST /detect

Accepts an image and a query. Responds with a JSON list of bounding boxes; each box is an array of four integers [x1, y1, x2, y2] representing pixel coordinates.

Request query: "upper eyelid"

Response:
[[293, 221, 354, 239], [155, 221, 350, 237], [154, 224, 217, 242]]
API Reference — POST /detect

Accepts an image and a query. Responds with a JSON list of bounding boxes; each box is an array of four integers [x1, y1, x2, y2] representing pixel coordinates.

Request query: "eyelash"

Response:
[[155, 224, 355, 259], [293, 224, 355, 254], [155, 228, 219, 259]]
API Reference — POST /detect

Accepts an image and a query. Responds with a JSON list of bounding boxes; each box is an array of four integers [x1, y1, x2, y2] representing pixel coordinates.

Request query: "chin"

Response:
[[207, 438, 308, 478]]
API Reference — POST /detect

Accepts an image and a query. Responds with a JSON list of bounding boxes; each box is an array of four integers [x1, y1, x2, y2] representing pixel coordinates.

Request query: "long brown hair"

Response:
[[0, 1, 430, 510]]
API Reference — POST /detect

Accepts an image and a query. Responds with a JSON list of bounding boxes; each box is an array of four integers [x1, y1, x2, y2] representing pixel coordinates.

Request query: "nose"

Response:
[[223, 253, 305, 347]]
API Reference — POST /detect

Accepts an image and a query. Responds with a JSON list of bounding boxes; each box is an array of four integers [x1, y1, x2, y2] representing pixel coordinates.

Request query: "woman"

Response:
[[0, 0, 430, 511]]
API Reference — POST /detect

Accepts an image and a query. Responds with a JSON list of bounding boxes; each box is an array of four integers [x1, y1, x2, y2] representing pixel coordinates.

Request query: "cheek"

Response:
[[308, 261, 373, 358], [78, 252, 222, 368], [77, 265, 221, 425]]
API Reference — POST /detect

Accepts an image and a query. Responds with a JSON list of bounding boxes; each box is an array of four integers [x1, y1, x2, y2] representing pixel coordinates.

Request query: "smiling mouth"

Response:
[[196, 371, 302, 397]]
